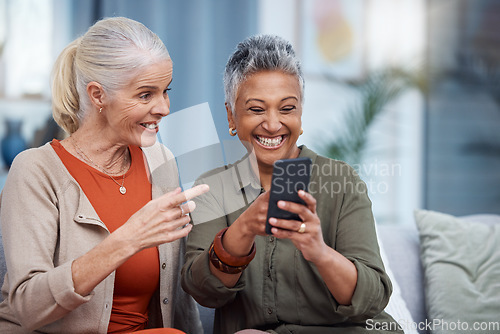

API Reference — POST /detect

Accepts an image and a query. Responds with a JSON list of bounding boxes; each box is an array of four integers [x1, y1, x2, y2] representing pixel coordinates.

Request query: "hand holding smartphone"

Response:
[[265, 157, 312, 234]]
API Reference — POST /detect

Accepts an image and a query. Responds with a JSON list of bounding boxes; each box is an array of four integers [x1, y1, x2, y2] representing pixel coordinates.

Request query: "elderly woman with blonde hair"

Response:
[[0, 17, 207, 333]]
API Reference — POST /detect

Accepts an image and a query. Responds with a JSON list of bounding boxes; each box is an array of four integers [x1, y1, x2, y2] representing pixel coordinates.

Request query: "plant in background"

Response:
[[320, 66, 429, 166]]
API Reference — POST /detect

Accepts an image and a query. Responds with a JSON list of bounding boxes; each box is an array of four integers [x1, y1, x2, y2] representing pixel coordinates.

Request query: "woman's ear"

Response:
[[226, 102, 235, 129], [87, 81, 106, 110]]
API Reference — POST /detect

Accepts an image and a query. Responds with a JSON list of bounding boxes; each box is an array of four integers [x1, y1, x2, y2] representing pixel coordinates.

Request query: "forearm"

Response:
[[71, 230, 137, 296], [209, 219, 255, 288], [182, 246, 245, 309], [208, 262, 242, 287], [313, 246, 358, 305]]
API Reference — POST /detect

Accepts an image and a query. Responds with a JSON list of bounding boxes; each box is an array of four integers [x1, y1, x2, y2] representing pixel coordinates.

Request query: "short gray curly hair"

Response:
[[223, 34, 305, 111]]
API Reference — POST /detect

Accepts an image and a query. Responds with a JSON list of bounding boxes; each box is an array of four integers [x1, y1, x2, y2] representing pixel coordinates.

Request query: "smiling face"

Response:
[[228, 70, 302, 170], [101, 59, 173, 147]]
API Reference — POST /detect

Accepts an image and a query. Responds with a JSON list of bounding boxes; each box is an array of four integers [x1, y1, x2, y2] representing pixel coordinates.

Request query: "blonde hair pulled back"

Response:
[[51, 17, 170, 134]]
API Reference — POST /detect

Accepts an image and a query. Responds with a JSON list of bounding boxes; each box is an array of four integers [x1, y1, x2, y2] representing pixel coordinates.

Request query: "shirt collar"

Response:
[[229, 151, 261, 193], [229, 145, 317, 193]]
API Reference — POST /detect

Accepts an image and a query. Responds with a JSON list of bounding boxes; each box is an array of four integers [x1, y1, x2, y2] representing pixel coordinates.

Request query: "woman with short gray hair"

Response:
[[0, 17, 208, 333], [223, 34, 305, 112], [182, 34, 402, 333]]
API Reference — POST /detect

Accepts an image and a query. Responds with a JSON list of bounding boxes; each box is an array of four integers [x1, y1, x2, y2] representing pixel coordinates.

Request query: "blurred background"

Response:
[[0, 0, 499, 226]]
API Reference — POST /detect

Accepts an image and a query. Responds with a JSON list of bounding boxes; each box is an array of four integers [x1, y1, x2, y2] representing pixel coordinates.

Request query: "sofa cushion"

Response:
[[414, 210, 500, 334]]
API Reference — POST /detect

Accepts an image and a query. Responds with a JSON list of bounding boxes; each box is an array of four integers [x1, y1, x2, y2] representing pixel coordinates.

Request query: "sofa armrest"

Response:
[[378, 225, 428, 333]]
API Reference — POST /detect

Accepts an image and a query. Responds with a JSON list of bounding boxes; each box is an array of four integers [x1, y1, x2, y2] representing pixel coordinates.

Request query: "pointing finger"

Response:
[[157, 184, 209, 211], [182, 184, 210, 202]]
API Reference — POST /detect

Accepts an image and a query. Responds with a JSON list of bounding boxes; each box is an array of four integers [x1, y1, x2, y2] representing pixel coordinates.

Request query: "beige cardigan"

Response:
[[0, 142, 202, 333]]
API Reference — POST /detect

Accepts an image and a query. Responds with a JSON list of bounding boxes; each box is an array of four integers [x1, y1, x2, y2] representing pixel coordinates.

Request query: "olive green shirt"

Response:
[[181, 146, 402, 334]]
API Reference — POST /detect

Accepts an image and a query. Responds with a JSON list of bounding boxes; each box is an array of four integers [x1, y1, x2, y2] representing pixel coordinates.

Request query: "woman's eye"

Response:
[[250, 107, 264, 113], [163, 88, 172, 95], [281, 106, 296, 113], [140, 93, 151, 100]]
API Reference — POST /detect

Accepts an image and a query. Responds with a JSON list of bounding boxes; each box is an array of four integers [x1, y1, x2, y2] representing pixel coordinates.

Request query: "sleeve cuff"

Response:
[[336, 259, 390, 319], [186, 249, 245, 307], [48, 261, 93, 310]]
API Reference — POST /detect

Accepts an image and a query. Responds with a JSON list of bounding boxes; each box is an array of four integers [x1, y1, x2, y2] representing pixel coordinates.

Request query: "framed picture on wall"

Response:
[[300, 0, 367, 81]]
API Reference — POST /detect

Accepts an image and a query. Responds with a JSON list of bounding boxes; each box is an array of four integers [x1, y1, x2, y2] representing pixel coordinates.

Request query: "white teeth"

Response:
[[142, 123, 158, 129], [257, 136, 282, 147]]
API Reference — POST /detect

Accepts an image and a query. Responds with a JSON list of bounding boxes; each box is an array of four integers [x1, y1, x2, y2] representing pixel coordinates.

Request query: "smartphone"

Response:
[[265, 157, 312, 234]]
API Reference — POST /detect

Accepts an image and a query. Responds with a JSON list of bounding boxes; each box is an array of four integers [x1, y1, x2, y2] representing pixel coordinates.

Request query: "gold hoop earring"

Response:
[[300, 128, 304, 136], [229, 127, 237, 136]]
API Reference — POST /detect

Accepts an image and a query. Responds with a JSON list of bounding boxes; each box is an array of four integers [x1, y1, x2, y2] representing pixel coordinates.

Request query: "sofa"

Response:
[[376, 222, 428, 334], [1, 211, 499, 334], [376, 212, 500, 334]]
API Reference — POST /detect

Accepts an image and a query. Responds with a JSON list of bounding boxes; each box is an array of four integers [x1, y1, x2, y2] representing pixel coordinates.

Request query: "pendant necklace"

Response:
[[72, 138, 129, 195]]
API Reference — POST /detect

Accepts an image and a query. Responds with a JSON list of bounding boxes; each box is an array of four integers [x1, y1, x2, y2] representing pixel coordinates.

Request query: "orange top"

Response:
[[51, 140, 159, 333], [134, 329, 186, 334]]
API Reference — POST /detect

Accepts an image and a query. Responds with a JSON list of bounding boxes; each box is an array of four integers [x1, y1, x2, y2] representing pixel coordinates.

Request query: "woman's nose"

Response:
[[262, 112, 282, 133], [152, 95, 170, 117]]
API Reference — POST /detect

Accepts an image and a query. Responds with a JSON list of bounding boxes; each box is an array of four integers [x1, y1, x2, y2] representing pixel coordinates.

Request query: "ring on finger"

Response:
[[180, 205, 186, 217], [297, 222, 306, 234]]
